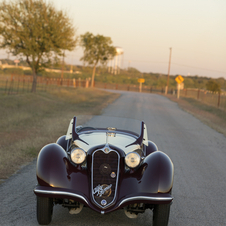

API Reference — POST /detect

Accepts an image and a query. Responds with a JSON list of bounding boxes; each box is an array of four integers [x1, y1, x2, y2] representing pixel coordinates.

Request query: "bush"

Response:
[[3, 68, 24, 75], [24, 70, 32, 75], [206, 80, 221, 93]]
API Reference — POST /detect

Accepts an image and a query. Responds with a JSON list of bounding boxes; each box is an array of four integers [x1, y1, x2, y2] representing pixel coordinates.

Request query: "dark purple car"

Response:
[[34, 116, 174, 225]]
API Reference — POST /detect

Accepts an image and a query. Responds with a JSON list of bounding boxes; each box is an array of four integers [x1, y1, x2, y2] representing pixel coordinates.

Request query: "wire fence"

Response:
[[94, 81, 170, 94], [94, 82, 226, 111], [0, 74, 90, 95], [180, 88, 226, 111], [1, 74, 225, 111]]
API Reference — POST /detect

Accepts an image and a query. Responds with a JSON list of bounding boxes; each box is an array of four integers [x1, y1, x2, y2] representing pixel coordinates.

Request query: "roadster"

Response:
[[34, 116, 174, 225]]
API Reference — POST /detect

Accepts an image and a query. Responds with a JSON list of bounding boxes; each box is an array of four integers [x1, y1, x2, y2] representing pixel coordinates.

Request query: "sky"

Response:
[[1, 0, 226, 79]]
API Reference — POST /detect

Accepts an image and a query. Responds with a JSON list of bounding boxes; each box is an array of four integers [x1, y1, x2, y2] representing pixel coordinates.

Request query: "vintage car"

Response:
[[34, 116, 174, 225]]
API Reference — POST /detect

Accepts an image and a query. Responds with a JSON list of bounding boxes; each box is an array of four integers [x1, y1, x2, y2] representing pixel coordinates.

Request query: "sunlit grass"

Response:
[[181, 97, 226, 122], [167, 95, 226, 138], [0, 87, 120, 180]]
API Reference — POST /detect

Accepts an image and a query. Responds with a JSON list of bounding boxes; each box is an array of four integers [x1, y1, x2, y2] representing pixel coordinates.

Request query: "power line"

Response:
[[124, 59, 167, 64], [172, 63, 226, 74], [124, 59, 226, 74]]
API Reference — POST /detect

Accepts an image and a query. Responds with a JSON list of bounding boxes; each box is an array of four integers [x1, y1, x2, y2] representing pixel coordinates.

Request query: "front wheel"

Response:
[[152, 203, 170, 226], [37, 196, 53, 225]]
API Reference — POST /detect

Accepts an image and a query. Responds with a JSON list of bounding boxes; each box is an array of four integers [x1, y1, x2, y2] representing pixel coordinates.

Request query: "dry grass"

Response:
[[0, 87, 120, 180], [166, 95, 226, 137]]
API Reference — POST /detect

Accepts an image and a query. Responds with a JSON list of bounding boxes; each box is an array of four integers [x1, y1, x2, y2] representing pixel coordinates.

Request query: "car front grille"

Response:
[[92, 149, 119, 209]]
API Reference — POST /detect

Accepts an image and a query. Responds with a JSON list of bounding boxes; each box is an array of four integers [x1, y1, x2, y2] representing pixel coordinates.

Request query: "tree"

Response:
[[80, 32, 116, 87], [0, 0, 77, 92], [206, 79, 221, 93]]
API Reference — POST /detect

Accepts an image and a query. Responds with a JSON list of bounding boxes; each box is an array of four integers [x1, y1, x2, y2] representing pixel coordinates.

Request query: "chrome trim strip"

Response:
[[91, 147, 120, 209], [34, 189, 88, 204], [118, 196, 173, 207]]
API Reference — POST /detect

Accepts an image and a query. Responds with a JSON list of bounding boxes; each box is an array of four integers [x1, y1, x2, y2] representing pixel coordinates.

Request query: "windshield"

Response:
[[83, 115, 141, 134], [66, 115, 148, 143]]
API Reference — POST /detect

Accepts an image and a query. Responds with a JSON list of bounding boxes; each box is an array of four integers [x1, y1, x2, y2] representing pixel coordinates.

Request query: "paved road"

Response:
[[1, 91, 226, 226]]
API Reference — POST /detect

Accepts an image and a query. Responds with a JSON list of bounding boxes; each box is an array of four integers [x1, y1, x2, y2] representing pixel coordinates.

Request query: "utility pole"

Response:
[[165, 47, 172, 94]]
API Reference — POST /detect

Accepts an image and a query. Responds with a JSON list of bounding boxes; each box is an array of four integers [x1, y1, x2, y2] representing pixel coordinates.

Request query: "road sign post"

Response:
[[14, 59, 20, 67], [138, 78, 145, 92], [175, 75, 184, 99], [177, 83, 181, 99]]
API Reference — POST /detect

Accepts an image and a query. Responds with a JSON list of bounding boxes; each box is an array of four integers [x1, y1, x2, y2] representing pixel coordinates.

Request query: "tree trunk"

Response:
[[91, 65, 96, 88], [31, 69, 37, 92]]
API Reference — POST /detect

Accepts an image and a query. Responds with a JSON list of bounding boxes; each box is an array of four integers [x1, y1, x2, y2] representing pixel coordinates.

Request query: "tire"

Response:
[[37, 196, 53, 225], [152, 203, 170, 226]]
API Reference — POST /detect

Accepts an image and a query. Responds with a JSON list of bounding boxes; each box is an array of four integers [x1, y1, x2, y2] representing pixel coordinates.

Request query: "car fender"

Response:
[[36, 143, 69, 187], [146, 141, 158, 156], [56, 135, 68, 151], [36, 143, 90, 196], [118, 151, 174, 198], [142, 151, 174, 193]]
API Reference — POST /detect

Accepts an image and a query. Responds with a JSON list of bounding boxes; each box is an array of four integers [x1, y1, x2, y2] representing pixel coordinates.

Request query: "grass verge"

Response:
[[0, 87, 120, 181], [166, 95, 226, 137]]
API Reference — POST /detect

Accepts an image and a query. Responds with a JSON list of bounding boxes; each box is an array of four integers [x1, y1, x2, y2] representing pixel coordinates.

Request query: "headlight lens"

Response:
[[125, 152, 141, 168], [71, 148, 86, 164]]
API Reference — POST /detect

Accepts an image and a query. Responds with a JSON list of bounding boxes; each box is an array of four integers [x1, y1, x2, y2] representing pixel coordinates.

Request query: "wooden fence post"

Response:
[[17, 78, 20, 94], [5, 78, 8, 94], [218, 92, 221, 108], [8, 75, 14, 95], [85, 79, 89, 88], [46, 79, 49, 91], [197, 89, 200, 100], [73, 79, 76, 88], [23, 78, 25, 93]]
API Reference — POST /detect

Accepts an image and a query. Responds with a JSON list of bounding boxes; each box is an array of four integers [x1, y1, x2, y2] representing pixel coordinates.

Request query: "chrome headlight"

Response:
[[125, 152, 141, 168], [71, 148, 86, 164]]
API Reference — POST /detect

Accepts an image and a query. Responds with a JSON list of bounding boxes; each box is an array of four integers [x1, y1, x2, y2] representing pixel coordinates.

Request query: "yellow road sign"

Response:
[[175, 75, 184, 84], [138, 78, 145, 83]]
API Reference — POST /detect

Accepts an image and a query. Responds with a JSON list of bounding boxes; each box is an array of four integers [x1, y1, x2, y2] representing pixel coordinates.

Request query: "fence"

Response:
[[1, 74, 225, 111], [180, 88, 226, 111], [94, 81, 169, 94], [94, 82, 226, 111], [0, 74, 90, 95]]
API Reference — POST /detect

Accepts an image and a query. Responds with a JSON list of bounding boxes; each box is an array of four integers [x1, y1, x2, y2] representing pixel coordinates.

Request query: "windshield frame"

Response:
[[65, 115, 148, 147]]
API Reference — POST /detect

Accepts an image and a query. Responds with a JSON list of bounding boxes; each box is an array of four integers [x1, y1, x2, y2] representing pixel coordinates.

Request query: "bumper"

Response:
[[34, 185, 173, 213]]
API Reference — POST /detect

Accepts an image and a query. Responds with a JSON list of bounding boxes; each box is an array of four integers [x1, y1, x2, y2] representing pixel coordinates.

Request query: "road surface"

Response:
[[1, 91, 226, 226]]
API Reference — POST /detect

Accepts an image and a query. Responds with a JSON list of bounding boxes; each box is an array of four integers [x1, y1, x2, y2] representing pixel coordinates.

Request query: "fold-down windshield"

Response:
[[65, 115, 148, 146]]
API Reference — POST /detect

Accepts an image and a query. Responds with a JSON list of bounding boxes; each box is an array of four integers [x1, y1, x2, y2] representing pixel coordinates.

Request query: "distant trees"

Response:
[[80, 32, 116, 87], [0, 0, 77, 92], [206, 79, 221, 93]]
